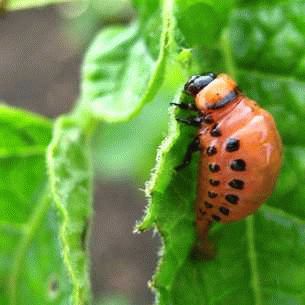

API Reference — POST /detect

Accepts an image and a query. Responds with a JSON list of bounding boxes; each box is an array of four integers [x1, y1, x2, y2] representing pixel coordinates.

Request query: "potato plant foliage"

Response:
[[1, 0, 305, 305]]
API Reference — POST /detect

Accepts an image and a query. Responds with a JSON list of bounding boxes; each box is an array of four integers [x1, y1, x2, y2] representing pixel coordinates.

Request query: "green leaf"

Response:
[[0, 105, 71, 305], [132, 0, 159, 17], [138, 1, 305, 304], [4, 0, 70, 11], [47, 115, 93, 305], [228, 1, 305, 147], [92, 62, 186, 182], [80, 24, 150, 121], [133, 0, 163, 59], [79, 0, 174, 122], [175, 0, 235, 47]]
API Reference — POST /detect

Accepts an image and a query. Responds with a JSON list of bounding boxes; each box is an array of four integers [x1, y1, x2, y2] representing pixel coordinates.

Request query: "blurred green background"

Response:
[[0, 1, 163, 304]]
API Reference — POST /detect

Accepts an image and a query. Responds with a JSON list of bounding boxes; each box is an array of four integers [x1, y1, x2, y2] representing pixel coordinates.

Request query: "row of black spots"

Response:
[[206, 134, 221, 214], [224, 138, 245, 183], [226, 150, 245, 205], [226, 138, 244, 193], [206, 143, 221, 193]]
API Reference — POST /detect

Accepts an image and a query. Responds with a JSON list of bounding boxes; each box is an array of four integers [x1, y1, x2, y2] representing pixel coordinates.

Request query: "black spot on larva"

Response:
[[210, 124, 222, 137], [208, 163, 220, 172], [219, 206, 230, 215], [229, 179, 244, 189], [209, 179, 220, 186], [230, 159, 246, 171], [208, 191, 218, 198], [225, 194, 239, 204], [206, 146, 217, 156], [199, 207, 206, 216], [204, 201, 213, 208], [226, 138, 240, 152], [212, 215, 221, 221]]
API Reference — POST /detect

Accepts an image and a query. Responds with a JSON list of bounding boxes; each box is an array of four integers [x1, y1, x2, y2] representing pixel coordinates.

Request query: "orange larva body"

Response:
[[196, 94, 282, 230], [178, 73, 282, 256]]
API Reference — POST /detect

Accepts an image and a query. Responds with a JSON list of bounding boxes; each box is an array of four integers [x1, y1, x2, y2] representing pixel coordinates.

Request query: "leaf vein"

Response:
[[246, 216, 263, 305], [8, 192, 50, 305]]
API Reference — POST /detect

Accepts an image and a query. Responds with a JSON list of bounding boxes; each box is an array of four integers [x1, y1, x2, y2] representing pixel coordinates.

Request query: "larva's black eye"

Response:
[[184, 72, 217, 96]]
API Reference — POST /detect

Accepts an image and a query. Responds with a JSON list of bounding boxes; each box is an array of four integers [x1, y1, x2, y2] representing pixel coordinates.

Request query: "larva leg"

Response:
[[170, 102, 198, 111], [176, 116, 204, 127], [175, 136, 200, 170]]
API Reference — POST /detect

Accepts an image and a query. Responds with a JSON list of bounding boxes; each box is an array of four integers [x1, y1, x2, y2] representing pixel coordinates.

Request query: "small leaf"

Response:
[[133, 0, 162, 59], [47, 115, 93, 305], [0, 105, 71, 305], [80, 0, 174, 122], [80, 24, 152, 122]]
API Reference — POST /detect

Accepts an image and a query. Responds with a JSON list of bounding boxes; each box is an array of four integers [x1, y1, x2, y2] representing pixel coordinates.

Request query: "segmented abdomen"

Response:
[[196, 98, 282, 224]]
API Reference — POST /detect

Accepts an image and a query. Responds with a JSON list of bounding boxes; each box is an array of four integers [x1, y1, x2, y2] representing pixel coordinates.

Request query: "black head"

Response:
[[184, 73, 217, 96]]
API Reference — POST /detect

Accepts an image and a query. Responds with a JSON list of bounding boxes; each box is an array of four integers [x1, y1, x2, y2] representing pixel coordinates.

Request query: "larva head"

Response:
[[184, 73, 217, 96], [184, 73, 238, 112]]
